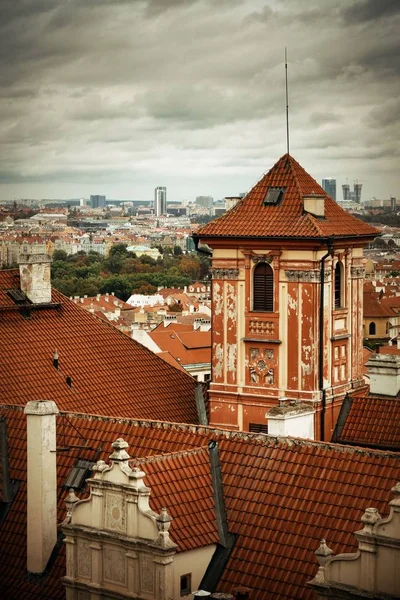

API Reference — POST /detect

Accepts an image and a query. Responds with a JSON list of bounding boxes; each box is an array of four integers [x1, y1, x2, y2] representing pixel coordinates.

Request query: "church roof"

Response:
[[195, 154, 379, 241]]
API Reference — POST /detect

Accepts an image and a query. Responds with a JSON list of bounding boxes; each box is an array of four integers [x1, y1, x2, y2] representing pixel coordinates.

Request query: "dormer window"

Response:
[[263, 187, 285, 206]]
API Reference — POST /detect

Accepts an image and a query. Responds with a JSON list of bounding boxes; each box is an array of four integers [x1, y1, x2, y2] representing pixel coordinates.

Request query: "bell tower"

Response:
[[194, 154, 378, 440]]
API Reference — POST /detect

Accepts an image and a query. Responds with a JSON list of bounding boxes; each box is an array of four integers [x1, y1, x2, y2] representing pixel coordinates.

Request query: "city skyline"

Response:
[[0, 0, 399, 202]]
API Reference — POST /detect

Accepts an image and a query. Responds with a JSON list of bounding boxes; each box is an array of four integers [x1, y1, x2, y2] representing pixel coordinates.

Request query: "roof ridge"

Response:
[[132, 444, 208, 464], [49, 408, 400, 458]]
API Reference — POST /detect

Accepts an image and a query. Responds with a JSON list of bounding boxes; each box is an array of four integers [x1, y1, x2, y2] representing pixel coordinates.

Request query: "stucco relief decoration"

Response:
[[252, 254, 273, 264], [140, 555, 154, 594], [105, 491, 126, 533], [210, 268, 239, 280], [77, 540, 91, 579], [249, 348, 274, 385], [103, 546, 126, 585], [285, 270, 323, 282], [350, 266, 366, 279], [249, 319, 274, 335]]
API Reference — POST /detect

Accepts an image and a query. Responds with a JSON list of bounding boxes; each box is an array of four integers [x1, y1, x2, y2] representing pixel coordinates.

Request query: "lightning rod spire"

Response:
[[285, 47, 290, 157]]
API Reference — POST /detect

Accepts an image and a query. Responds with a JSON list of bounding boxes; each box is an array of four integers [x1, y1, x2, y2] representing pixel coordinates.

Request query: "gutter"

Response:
[[193, 236, 213, 256], [319, 237, 334, 442]]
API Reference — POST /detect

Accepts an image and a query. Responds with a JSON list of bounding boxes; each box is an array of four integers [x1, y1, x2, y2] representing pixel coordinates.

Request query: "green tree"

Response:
[[52, 249, 68, 261]]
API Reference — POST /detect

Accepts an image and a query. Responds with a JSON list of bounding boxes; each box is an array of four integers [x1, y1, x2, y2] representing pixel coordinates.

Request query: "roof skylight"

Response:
[[263, 187, 285, 205]]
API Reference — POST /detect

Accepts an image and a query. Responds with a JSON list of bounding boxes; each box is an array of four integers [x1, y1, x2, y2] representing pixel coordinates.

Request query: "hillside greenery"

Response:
[[51, 245, 210, 300]]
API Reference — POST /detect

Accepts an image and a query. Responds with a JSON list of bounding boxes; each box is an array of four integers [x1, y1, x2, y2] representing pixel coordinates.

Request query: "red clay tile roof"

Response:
[[148, 328, 211, 367], [1, 407, 399, 600], [363, 290, 395, 318], [0, 270, 198, 424], [195, 154, 379, 241], [338, 396, 400, 450]]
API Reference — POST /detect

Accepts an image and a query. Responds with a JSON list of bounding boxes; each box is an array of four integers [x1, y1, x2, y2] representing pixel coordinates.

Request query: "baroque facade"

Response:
[[194, 154, 378, 439]]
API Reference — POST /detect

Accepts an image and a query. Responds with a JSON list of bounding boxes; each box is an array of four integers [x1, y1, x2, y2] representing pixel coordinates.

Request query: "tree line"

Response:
[[51, 245, 210, 300]]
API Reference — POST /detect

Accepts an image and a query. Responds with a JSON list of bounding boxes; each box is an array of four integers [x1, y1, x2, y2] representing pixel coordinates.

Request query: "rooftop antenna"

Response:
[[285, 47, 290, 157]]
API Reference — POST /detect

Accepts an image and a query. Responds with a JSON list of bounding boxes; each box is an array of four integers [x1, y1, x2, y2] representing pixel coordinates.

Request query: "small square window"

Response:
[[180, 573, 191, 596]]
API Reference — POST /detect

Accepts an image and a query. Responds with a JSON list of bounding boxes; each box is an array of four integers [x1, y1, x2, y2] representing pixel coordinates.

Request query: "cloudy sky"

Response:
[[0, 0, 399, 202]]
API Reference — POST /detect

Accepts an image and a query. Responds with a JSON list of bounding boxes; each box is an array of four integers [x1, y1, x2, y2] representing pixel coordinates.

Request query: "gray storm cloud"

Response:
[[0, 0, 399, 200]]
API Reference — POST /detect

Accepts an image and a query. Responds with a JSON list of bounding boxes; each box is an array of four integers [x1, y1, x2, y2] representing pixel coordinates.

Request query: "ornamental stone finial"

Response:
[[155, 507, 175, 548], [110, 438, 130, 461], [315, 538, 333, 567], [390, 481, 400, 509], [360, 507, 381, 534], [310, 538, 334, 584], [63, 488, 79, 524]]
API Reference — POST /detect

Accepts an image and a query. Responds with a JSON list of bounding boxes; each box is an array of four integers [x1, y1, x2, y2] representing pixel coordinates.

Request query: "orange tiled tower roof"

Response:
[[195, 154, 378, 240]]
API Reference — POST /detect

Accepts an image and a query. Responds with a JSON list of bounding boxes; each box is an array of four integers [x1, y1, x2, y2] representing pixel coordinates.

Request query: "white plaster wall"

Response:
[[268, 411, 315, 439], [369, 371, 400, 396], [173, 545, 216, 598]]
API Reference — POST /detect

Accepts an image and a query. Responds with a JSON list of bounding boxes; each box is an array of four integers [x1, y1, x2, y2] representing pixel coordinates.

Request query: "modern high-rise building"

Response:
[[342, 184, 350, 201], [154, 186, 167, 216], [322, 178, 336, 201], [342, 183, 362, 203], [90, 195, 106, 209]]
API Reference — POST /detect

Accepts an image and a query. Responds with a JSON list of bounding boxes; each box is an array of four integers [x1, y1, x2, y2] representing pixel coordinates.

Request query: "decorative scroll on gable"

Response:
[[62, 438, 177, 600], [309, 481, 400, 599]]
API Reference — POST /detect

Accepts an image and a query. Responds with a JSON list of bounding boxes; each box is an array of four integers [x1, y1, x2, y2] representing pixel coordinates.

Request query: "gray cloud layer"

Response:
[[0, 0, 399, 200]]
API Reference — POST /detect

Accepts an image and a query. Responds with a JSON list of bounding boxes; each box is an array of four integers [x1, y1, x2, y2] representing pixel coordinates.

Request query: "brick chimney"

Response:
[[19, 253, 52, 304], [24, 399, 59, 573]]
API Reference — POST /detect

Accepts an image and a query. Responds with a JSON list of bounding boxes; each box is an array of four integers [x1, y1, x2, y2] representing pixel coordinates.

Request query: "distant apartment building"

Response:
[[322, 178, 336, 201], [90, 194, 106, 209], [0, 239, 47, 267], [154, 186, 167, 216], [364, 197, 399, 210], [195, 195, 213, 209]]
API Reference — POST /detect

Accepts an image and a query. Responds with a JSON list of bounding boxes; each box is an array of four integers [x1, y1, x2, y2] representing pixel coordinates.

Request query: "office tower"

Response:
[[353, 183, 362, 204], [195, 196, 213, 208], [90, 195, 106, 209], [154, 187, 167, 216], [342, 184, 350, 201], [322, 178, 336, 201]]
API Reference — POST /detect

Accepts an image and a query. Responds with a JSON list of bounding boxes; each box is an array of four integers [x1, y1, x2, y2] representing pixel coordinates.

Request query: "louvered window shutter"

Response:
[[253, 263, 274, 312], [335, 262, 342, 309]]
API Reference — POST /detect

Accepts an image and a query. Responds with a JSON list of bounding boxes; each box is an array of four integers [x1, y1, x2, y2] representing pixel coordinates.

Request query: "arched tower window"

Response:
[[253, 262, 274, 312], [334, 261, 344, 309], [369, 322, 376, 335]]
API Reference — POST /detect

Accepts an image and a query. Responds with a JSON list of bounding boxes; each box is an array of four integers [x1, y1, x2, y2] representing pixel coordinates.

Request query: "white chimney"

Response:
[[24, 399, 59, 573], [366, 353, 400, 396], [267, 401, 315, 439], [19, 254, 52, 304], [303, 194, 325, 218]]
